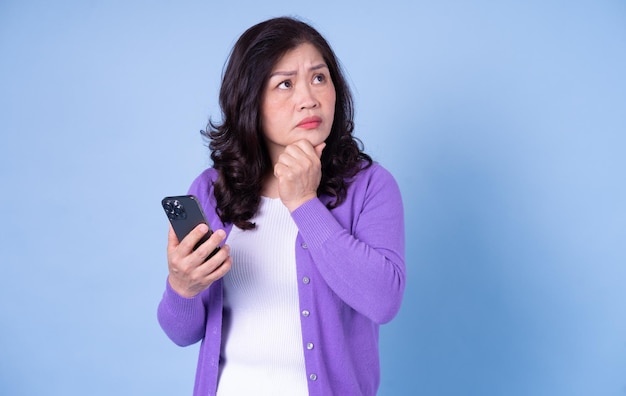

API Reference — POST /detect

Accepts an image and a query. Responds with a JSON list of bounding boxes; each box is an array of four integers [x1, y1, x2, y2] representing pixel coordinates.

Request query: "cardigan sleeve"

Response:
[[291, 163, 406, 324], [157, 281, 209, 346]]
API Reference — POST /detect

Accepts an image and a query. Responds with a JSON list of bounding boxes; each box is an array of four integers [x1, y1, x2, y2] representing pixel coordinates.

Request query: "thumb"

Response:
[[167, 225, 180, 254], [314, 142, 326, 159]]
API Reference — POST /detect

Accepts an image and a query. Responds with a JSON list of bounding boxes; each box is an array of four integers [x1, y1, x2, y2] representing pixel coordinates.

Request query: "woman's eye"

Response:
[[313, 74, 326, 84], [278, 80, 292, 89]]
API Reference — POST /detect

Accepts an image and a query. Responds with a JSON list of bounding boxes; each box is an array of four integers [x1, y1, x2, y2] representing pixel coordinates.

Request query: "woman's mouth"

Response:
[[296, 116, 322, 129]]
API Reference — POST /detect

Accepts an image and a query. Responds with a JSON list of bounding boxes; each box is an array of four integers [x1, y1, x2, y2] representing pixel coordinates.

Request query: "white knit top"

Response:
[[217, 196, 308, 396]]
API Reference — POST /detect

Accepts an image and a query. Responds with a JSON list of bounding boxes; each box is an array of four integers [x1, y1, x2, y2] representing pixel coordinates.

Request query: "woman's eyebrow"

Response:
[[310, 63, 328, 71], [269, 63, 328, 78], [269, 70, 297, 78]]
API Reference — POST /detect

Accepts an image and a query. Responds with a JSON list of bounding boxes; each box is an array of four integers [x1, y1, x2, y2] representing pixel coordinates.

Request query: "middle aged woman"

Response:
[[158, 16, 406, 396]]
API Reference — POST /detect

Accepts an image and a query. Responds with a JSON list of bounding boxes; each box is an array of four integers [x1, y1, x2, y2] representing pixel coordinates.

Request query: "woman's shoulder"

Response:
[[353, 160, 397, 187], [188, 168, 219, 196], [187, 167, 226, 227], [195, 167, 219, 183], [346, 160, 402, 201]]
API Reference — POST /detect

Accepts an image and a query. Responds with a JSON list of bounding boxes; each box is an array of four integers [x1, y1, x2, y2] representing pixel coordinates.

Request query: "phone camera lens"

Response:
[[172, 200, 186, 220], [164, 199, 187, 220]]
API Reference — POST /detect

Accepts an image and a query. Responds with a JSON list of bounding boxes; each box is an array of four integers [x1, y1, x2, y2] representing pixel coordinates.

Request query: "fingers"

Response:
[[274, 140, 325, 212], [167, 225, 179, 255], [198, 245, 232, 282], [193, 229, 227, 262], [283, 140, 322, 162], [166, 226, 231, 298], [206, 254, 232, 283], [174, 223, 209, 255], [275, 140, 322, 176]]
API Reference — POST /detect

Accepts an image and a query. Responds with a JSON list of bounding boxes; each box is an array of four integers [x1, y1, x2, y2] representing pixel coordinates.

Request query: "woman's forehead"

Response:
[[270, 43, 326, 71]]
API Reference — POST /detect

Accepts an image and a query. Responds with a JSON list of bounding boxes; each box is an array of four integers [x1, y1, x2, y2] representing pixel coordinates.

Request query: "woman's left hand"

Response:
[[274, 139, 326, 212]]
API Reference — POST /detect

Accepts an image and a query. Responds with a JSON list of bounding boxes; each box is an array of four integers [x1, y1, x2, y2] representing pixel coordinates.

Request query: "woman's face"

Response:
[[261, 42, 336, 162]]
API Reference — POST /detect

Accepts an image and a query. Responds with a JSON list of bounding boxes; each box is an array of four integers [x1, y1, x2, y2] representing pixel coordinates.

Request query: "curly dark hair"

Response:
[[203, 16, 372, 229]]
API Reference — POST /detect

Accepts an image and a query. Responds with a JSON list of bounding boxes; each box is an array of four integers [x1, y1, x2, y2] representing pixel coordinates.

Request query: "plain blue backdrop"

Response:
[[1, 1, 625, 395]]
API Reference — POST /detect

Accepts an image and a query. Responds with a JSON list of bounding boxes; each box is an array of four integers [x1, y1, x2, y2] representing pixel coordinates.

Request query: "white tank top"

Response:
[[217, 196, 308, 396]]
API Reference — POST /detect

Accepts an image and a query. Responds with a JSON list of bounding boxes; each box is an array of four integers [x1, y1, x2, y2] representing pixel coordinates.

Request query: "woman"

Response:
[[158, 16, 405, 396]]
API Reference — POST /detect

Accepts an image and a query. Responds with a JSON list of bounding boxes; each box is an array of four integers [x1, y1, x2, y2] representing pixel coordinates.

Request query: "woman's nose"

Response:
[[296, 84, 319, 110]]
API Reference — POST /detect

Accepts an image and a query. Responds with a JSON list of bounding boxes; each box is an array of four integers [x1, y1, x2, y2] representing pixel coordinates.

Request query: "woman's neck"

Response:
[[260, 172, 280, 198]]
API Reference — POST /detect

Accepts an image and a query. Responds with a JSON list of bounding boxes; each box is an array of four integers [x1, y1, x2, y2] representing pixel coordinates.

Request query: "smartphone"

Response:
[[161, 195, 219, 259]]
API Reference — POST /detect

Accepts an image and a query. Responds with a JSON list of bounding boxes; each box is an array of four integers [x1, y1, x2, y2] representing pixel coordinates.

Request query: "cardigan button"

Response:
[[309, 373, 318, 381], [307, 342, 314, 350], [301, 242, 308, 249], [302, 276, 310, 284], [302, 310, 310, 317]]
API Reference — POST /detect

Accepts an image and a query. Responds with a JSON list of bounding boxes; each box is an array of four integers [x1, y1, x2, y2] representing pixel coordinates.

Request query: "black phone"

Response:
[[161, 195, 219, 259]]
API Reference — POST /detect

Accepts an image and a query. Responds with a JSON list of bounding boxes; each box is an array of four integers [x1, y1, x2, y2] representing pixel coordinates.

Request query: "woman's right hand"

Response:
[[166, 224, 231, 298]]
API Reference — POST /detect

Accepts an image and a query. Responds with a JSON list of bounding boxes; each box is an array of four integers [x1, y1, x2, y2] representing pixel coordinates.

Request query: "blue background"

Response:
[[1, 1, 625, 395]]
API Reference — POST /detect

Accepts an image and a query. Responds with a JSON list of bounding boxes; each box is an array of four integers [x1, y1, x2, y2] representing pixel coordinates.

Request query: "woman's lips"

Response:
[[296, 116, 322, 129]]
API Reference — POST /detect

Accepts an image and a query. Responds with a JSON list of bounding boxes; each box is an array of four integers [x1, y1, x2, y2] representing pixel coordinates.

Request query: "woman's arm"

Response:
[[157, 281, 209, 346], [291, 164, 406, 324], [157, 168, 231, 346]]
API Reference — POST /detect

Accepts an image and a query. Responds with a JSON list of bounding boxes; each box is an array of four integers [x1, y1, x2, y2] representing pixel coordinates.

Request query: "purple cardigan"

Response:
[[157, 162, 405, 396]]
